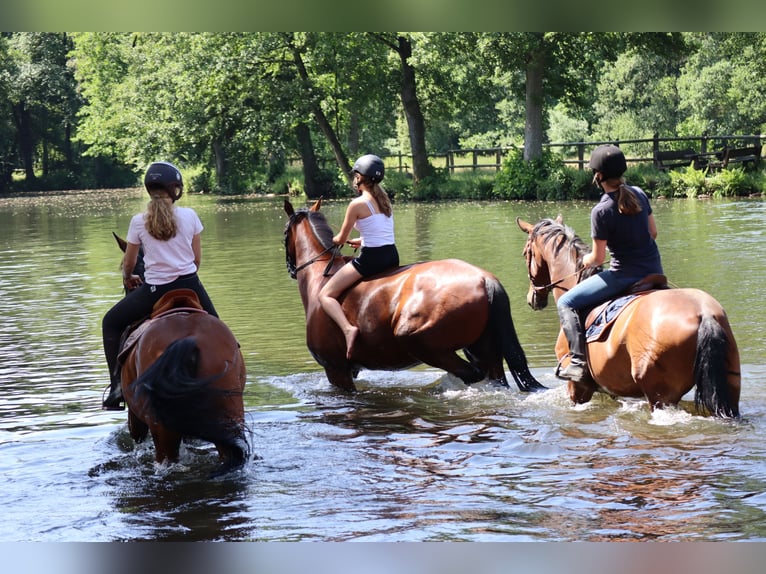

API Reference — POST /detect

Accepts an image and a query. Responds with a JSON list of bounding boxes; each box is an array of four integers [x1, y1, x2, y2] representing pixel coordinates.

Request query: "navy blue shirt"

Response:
[[591, 186, 663, 277]]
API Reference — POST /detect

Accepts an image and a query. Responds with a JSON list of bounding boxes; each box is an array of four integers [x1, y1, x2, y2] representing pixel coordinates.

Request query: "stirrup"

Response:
[[555, 356, 588, 383]]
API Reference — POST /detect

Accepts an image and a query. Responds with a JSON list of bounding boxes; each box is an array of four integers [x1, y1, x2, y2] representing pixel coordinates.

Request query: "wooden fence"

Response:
[[383, 133, 765, 174]]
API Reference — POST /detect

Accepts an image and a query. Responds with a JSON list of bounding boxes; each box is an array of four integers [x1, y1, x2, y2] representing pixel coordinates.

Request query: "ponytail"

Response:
[[144, 196, 177, 240], [616, 182, 642, 216]]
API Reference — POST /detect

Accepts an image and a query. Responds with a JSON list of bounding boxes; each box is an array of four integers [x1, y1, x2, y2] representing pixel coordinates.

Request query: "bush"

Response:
[[494, 147, 588, 200], [707, 167, 756, 198], [668, 164, 709, 198]]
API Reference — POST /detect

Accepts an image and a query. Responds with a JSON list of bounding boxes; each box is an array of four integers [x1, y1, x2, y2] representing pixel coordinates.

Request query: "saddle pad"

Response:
[[585, 294, 640, 342]]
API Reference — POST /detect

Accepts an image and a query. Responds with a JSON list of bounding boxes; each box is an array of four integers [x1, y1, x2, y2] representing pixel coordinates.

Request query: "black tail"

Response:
[[486, 278, 546, 392], [693, 315, 739, 418], [132, 337, 249, 471]]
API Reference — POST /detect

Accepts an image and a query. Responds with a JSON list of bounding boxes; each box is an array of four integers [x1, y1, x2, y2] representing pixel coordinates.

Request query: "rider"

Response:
[[556, 144, 664, 383], [101, 161, 219, 410], [318, 154, 399, 359]]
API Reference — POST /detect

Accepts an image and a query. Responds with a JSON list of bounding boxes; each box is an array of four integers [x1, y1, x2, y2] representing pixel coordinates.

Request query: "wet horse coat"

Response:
[[517, 216, 740, 417], [284, 199, 544, 393]]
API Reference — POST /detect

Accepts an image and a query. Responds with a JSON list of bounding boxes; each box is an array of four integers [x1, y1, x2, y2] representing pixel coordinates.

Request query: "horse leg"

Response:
[[128, 410, 149, 443], [464, 346, 509, 387], [413, 349, 486, 385], [151, 427, 183, 464], [322, 365, 358, 392]]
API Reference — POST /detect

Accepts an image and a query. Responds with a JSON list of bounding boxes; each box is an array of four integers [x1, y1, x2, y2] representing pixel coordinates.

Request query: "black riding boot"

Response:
[[102, 372, 125, 411], [557, 306, 589, 383]]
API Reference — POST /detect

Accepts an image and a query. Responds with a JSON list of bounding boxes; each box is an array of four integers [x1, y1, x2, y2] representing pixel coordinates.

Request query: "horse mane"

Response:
[[531, 218, 595, 276], [286, 208, 335, 251]]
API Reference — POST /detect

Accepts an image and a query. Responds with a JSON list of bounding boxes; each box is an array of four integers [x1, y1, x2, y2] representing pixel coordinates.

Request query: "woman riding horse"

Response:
[[102, 161, 218, 410], [557, 145, 663, 384]]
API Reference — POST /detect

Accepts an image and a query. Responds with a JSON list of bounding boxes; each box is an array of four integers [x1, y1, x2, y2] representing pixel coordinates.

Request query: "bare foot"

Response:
[[344, 326, 359, 360]]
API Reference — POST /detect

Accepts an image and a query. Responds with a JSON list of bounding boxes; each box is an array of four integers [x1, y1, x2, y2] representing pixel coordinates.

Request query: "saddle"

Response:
[[584, 274, 668, 343], [116, 289, 207, 365]]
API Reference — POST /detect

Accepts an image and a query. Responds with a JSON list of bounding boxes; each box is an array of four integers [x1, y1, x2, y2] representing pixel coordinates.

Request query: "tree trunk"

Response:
[[396, 35, 432, 183], [295, 122, 323, 199], [524, 45, 545, 161], [289, 39, 352, 185], [212, 139, 226, 188], [14, 102, 36, 183]]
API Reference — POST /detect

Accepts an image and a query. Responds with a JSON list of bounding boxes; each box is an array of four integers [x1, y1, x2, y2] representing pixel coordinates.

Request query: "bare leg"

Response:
[[319, 263, 362, 359]]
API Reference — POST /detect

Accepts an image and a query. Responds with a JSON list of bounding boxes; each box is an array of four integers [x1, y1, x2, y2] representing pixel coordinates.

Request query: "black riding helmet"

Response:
[[144, 161, 184, 202], [351, 154, 385, 183], [588, 145, 627, 179]]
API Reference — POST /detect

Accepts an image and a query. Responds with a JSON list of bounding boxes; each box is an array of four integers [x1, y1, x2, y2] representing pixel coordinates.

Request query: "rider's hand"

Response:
[[346, 238, 362, 249], [123, 274, 143, 290]]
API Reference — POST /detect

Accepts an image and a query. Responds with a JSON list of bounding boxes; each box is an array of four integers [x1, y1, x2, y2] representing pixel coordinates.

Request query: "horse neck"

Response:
[[293, 231, 332, 303], [549, 244, 582, 302]]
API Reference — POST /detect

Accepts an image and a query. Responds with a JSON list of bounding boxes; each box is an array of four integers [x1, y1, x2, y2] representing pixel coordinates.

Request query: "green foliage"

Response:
[[494, 148, 587, 200], [707, 167, 756, 198], [668, 164, 709, 198]]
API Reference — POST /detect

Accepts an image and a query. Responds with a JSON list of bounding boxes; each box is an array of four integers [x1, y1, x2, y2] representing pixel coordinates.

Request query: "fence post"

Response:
[[578, 144, 585, 171]]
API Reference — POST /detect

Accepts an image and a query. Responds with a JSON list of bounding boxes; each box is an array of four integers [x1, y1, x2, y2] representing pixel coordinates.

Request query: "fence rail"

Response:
[[382, 133, 765, 174]]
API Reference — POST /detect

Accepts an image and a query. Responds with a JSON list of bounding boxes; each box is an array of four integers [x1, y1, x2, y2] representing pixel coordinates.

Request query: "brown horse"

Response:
[[516, 216, 740, 418], [113, 235, 249, 475], [283, 199, 544, 393]]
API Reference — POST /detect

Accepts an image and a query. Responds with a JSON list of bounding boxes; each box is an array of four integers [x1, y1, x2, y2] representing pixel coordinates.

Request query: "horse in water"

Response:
[[283, 199, 544, 393], [516, 216, 740, 418], [112, 234, 249, 475]]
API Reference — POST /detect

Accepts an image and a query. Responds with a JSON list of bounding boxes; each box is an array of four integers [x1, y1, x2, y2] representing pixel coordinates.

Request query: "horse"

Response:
[[283, 198, 545, 394], [516, 216, 741, 418], [112, 234, 249, 476]]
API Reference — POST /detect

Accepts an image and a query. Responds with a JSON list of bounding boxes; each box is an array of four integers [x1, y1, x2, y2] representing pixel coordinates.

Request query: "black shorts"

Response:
[[351, 244, 400, 277]]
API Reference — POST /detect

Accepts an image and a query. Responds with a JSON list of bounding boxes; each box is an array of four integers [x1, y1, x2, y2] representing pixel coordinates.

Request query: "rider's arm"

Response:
[[648, 214, 658, 240], [122, 242, 143, 289], [583, 238, 607, 268], [192, 233, 202, 270], [333, 201, 361, 246]]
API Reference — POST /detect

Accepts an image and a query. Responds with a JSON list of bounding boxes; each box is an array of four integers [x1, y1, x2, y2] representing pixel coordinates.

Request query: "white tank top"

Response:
[[354, 201, 395, 247]]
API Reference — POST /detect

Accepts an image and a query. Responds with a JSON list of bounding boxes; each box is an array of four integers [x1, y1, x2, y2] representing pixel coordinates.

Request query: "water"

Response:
[[1, 189, 765, 543]]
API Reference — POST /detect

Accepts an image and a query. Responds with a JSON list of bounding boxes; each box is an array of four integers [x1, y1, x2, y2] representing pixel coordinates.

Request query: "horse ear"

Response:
[[284, 199, 294, 216], [310, 198, 322, 212], [555, 214, 563, 224], [112, 231, 128, 253], [516, 217, 533, 234]]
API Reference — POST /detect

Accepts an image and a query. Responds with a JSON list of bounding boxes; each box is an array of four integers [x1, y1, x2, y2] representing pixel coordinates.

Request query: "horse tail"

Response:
[[693, 315, 739, 418], [486, 277, 546, 392], [133, 337, 249, 472]]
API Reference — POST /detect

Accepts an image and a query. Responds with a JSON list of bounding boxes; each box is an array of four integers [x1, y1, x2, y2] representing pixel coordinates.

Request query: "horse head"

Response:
[[283, 199, 336, 280], [516, 216, 590, 309]]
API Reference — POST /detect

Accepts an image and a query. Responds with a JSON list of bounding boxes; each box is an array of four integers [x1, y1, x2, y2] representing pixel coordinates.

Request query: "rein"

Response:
[[289, 243, 341, 279], [530, 268, 584, 293]]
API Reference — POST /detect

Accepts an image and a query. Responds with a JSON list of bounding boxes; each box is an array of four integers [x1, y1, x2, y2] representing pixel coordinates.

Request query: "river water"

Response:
[[1, 189, 765, 544]]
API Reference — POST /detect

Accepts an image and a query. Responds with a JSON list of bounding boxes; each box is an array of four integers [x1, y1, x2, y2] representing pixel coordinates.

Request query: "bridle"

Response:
[[523, 237, 586, 296], [285, 211, 341, 279]]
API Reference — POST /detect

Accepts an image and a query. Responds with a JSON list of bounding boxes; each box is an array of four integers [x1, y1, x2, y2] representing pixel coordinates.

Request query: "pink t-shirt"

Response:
[[126, 206, 203, 285]]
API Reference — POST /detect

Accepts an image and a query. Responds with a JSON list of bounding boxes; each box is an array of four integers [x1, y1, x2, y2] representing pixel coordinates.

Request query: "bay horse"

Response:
[[112, 234, 249, 475], [516, 216, 740, 418], [283, 199, 544, 393]]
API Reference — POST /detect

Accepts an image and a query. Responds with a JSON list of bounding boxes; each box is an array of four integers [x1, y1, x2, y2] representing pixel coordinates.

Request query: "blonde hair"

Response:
[[615, 181, 642, 215], [369, 181, 393, 217], [144, 195, 177, 240]]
